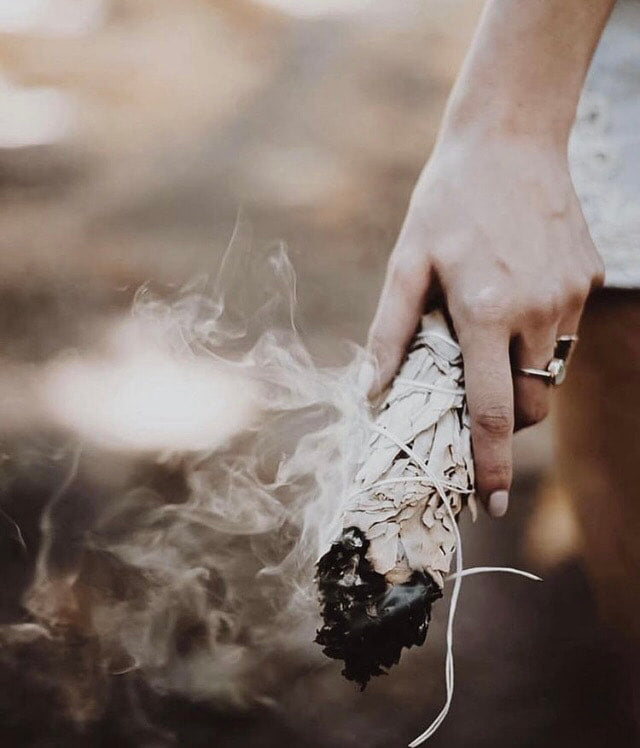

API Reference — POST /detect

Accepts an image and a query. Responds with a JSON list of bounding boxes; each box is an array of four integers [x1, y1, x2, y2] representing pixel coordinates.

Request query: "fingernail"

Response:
[[357, 360, 376, 397], [488, 490, 509, 518]]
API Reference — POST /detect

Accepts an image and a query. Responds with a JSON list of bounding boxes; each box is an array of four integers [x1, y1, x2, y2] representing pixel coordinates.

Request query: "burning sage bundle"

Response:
[[315, 310, 477, 687]]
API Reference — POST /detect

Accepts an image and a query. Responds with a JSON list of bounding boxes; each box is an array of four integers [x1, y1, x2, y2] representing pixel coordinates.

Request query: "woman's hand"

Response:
[[367, 131, 604, 517]]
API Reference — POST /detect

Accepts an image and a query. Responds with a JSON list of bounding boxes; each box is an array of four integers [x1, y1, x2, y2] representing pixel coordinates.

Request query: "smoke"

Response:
[[39, 320, 260, 454], [15, 234, 372, 725]]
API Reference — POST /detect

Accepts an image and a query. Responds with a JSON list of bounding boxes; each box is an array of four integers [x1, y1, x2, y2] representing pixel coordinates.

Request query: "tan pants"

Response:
[[555, 289, 640, 655]]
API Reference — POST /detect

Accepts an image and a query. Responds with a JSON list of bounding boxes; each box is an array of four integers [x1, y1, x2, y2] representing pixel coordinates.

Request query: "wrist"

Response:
[[433, 0, 614, 157], [437, 83, 574, 156], [421, 116, 574, 202]]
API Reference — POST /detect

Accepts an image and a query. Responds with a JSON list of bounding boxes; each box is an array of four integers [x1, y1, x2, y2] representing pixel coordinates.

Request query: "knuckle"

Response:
[[525, 305, 550, 329], [474, 402, 514, 437], [564, 279, 590, 310], [478, 457, 512, 485], [456, 291, 512, 327], [526, 290, 562, 326]]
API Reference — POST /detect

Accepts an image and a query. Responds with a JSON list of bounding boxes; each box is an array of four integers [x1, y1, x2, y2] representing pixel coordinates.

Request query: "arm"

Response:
[[368, 0, 614, 517]]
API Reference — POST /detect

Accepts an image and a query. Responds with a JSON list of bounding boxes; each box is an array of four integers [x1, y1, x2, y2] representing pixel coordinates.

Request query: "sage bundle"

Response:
[[315, 310, 477, 687]]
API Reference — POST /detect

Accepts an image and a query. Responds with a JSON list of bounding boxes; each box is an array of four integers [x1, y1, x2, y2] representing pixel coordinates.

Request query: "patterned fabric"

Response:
[[569, 0, 640, 288]]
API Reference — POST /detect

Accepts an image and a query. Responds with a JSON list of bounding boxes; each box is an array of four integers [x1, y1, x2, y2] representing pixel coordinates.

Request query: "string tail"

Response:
[[447, 567, 543, 583], [408, 565, 542, 747]]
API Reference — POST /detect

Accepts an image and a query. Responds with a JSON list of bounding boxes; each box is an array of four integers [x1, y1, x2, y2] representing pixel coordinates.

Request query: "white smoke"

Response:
[[39, 321, 260, 454], [23, 235, 372, 714]]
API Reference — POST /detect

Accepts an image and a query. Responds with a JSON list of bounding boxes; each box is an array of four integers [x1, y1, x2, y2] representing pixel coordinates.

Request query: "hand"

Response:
[[367, 131, 604, 517]]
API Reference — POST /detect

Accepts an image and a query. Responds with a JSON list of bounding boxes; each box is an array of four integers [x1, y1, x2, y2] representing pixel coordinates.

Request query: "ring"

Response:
[[514, 334, 579, 386]]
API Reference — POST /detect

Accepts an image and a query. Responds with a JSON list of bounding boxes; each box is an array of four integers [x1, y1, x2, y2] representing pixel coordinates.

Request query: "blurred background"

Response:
[[0, 1, 637, 746]]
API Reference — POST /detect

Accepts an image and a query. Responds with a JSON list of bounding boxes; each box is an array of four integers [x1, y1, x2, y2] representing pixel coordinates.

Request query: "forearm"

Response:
[[440, 0, 616, 149]]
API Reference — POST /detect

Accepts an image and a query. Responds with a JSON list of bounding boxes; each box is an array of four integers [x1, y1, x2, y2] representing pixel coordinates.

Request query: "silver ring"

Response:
[[514, 334, 578, 386]]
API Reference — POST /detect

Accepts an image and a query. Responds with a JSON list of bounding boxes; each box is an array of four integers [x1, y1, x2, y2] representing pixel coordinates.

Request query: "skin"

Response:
[[368, 0, 615, 517]]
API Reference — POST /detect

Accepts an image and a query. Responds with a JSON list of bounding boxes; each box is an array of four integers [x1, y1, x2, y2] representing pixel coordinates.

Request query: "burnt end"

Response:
[[315, 527, 441, 688]]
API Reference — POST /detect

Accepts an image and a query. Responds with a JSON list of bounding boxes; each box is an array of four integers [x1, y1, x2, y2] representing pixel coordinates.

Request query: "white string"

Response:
[[360, 377, 540, 747], [394, 377, 465, 396], [447, 567, 542, 583], [349, 475, 473, 500], [368, 421, 463, 746]]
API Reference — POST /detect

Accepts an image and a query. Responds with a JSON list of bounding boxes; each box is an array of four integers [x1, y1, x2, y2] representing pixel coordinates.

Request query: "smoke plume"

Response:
[[8, 236, 371, 730]]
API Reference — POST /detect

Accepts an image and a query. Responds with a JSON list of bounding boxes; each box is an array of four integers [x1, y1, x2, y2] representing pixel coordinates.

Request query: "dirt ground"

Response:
[[0, 1, 637, 746]]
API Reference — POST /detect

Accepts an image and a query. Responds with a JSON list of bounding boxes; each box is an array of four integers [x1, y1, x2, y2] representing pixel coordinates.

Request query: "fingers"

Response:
[[457, 325, 514, 517], [512, 272, 589, 427], [367, 248, 431, 395], [556, 303, 584, 369], [511, 325, 557, 430]]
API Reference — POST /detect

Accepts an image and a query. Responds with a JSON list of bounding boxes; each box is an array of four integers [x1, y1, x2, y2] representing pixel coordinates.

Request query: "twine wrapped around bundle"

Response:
[[348, 311, 477, 587], [316, 310, 476, 687]]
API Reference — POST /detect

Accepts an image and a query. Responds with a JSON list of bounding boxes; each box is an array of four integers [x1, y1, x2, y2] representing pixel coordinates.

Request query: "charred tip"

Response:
[[315, 528, 441, 688]]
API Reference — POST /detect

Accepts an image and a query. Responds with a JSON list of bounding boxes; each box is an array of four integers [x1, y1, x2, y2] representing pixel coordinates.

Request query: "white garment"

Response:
[[569, 0, 640, 289]]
